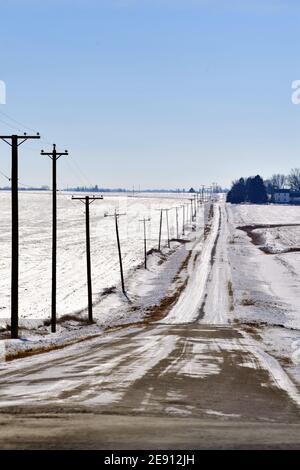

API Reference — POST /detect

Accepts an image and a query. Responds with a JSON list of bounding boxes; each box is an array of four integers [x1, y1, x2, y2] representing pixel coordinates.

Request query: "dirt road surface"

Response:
[[0, 202, 299, 449]]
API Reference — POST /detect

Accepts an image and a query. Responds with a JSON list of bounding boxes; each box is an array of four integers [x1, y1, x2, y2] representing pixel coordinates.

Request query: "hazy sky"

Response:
[[0, 0, 300, 189]]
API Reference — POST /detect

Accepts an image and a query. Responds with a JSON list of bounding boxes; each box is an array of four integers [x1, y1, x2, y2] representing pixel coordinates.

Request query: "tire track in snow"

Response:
[[240, 331, 300, 408], [161, 204, 220, 324], [200, 204, 231, 324]]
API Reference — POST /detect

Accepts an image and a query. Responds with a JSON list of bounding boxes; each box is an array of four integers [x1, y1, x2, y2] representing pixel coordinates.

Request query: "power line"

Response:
[[0, 168, 10, 181], [0, 116, 22, 133], [0, 109, 38, 134], [0, 110, 99, 190]]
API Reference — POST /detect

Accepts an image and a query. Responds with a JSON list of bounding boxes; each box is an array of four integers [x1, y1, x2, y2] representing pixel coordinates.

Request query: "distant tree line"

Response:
[[264, 168, 300, 193], [227, 168, 300, 204], [65, 186, 226, 193], [227, 175, 267, 204], [0, 185, 50, 192]]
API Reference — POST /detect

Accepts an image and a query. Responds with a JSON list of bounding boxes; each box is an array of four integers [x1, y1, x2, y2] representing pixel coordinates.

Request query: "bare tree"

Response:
[[288, 168, 300, 191], [270, 173, 286, 189]]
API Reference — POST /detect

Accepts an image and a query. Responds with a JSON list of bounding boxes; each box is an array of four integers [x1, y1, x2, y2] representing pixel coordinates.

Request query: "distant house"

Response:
[[273, 189, 290, 204], [273, 189, 300, 204]]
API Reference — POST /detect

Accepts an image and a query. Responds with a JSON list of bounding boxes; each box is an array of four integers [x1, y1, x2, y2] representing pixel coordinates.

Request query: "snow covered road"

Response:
[[1, 200, 300, 449], [0, 323, 299, 418]]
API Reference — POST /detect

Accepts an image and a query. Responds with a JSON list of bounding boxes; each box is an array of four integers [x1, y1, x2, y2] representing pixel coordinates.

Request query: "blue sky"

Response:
[[0, 0, 300, 189]]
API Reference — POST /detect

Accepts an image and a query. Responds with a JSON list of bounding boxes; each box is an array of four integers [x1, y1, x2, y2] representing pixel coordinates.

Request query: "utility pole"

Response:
[[157, 209, 163, 251], [181, 204, 185, 236], [193, 194, 197, 219], [105, 211, 126, 295], [189, 198, 194, 223], [175, 207, 179, 239], [41, 145, 68, 333], [0, 133, 40, 339], [139, 217, 151, 269], [72, 195, 103, 322], [156, 208, 171, 250], [165, 209, 171, 248]]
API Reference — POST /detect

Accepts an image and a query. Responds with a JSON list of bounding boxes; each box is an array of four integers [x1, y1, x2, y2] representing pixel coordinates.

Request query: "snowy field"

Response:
[[228, 203, 300, 329], [230, 204, 300, 226], [0, 191, 199, 328], [227, 203, 300, 383]]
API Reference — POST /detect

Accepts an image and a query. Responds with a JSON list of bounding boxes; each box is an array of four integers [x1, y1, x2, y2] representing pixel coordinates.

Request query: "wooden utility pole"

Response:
[[0, 133, 40, 339], [139, 217, 151, 269], [201, 187, 204, 203], [41, 145, 68, 333], [189, 198, 194, 223], [105, 211, 126, 295], [193, 194, 197, 219], [175, 207, 179, 239], [157, 209, 163, 251], [182, 204, 185, 236], [72, 195, 103, 322], [156, 208, 171, 249], [165, 209, 171, 248]]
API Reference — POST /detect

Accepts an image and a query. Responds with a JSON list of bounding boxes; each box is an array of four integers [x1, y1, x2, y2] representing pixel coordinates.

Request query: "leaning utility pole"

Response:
[[105, 211, 126, 295], [156, 208, 171, 250], [72, 195, 103, 322], [41, 145, 68, 333], [0, 133, 40, 339], [157, 209, 163, 251], [139, 217, 151, 269]]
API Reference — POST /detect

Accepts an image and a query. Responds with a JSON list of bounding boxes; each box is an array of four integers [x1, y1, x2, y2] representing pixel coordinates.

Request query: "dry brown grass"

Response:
[[5, 333, 101, 362], [241, 297, 256, 306], [227, 281, 234, 312]]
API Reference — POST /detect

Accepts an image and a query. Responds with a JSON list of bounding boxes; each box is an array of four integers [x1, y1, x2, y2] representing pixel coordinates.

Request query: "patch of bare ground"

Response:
[[5, 333, 102, 362], [142, 248, 193, 322], [101, 286, 117, 296], [260, 246, 300, 254], [193, 250, 201, 267], [144, 277, 189, 322], [0, 331, 11, 340], [43, 314, 93, 327], [237, 223, 300, 254], [227, 280, 234, 312], [240, 323, 262, 342], [204, 224, 211, 239], [240, 297, 256, 306], [170, 238, 190, 244], [105, 256, 192, 329]]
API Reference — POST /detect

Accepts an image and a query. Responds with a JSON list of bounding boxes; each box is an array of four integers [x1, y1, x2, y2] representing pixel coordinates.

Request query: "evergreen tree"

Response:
[[246, 175, 267, 204], [226, 178, 246, 203]]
